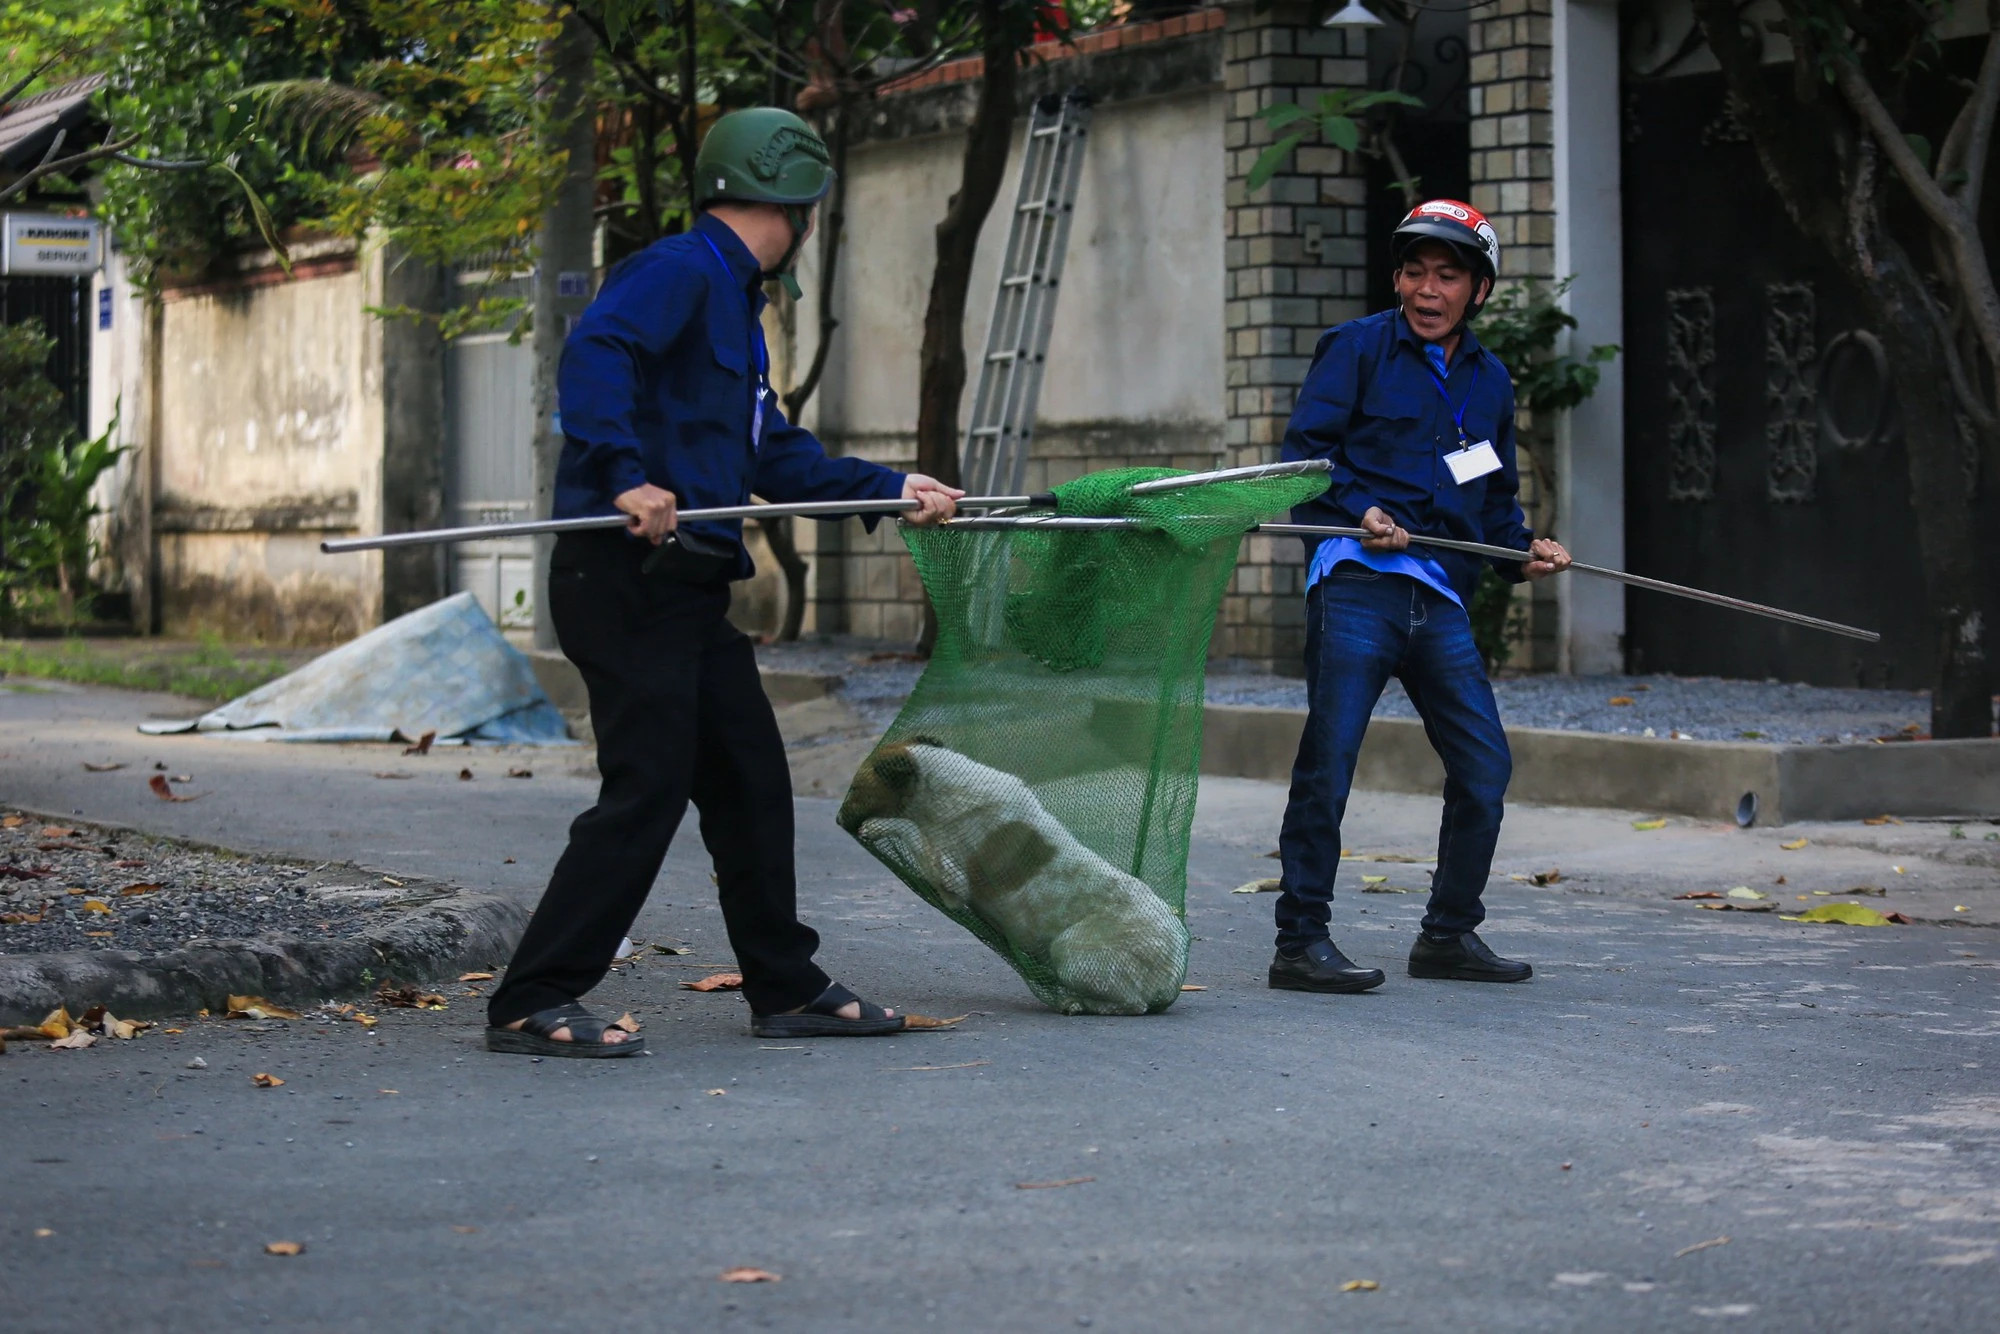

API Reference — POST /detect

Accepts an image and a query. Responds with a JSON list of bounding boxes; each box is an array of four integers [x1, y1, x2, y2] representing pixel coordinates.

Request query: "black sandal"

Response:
[[751, 983, 906, 1038], [485, 1002, 647, 1058]]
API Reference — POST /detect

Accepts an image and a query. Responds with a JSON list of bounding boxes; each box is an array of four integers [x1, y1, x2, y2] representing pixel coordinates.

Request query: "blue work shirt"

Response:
[[1279, 308, 1534, 608], [553, 212, 904, 578]]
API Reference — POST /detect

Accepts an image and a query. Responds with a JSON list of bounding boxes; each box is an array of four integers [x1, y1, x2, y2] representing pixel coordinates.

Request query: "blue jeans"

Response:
[[1275, 568, 1512, 946]]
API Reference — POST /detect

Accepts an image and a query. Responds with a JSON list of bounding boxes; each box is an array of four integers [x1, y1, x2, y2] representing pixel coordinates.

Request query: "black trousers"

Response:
[[487, 531, 828, 1026]]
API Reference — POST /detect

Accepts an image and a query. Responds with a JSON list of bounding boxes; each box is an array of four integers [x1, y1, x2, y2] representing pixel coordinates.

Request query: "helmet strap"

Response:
[[761, 204, 814, 302]]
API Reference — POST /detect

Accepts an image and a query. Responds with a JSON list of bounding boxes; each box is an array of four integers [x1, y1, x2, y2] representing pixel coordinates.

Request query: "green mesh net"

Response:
[[836, 467, 1328, 1015]]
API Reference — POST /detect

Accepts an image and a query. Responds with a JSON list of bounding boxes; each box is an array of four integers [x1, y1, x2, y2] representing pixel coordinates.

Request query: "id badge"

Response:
[[1444, 439, 1501, 486], [751, 383, 769, 452]]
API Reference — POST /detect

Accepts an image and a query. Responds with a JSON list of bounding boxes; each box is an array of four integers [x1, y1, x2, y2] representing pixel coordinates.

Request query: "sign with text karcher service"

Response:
[[1, 213, 100, 276]]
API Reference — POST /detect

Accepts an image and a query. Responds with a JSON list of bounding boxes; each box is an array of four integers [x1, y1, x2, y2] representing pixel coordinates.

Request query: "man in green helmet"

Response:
[[486, 108, 963, 1058]]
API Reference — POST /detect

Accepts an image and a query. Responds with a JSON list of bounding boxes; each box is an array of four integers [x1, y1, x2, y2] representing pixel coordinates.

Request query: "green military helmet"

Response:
[[695, 108, 836, 209]]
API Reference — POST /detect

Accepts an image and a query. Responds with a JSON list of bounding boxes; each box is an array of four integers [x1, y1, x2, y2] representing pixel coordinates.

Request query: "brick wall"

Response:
[[1217, 0, 1369, 669], [1467, 0, 1559, 670]]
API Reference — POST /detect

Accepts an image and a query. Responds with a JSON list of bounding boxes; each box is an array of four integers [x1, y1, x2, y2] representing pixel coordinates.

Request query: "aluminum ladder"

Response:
[[960, 87, 1092, 497]]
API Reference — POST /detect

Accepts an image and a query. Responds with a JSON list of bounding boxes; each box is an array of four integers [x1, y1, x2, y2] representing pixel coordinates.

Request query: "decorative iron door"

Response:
[[0, 274, 91, 437], [1618, 67, 1976, 690]]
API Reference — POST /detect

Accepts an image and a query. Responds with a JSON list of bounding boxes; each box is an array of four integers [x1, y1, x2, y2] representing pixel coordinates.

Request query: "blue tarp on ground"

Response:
[[138, 593, 574, 744]]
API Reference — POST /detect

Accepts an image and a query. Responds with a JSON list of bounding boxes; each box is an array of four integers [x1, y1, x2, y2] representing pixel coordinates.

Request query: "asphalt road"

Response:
[[3, 680, 1999, 1331]]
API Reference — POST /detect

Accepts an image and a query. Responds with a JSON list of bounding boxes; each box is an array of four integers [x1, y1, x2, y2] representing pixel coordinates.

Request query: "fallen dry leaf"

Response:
[[118, 882, 161, 896], [403, 730, 437, 756], [1782, 903, 1894, 926], [227, 995, 303, 1021], [1781, 838, 1809, 851], [0, 814, 21, 827], [1632, 818, 1668, 831], [0, 864, 53, 880], [1530, 868, 1564, 886], [110, 1018, 147, 1040], [251, 1072, 285, 1088], [1724, 886, 1767, 901], [39, 826, 76, 838], [163, 1028, 184, 1035], [718, 1268, 780, 1283], [374, 980, 447, 1009], [1230, 878, 1281, 894], [1608, 696, 1635, 706], [706, 1088, 727, 1096], [651, 943, 692, 955], [1862, 814, 1904, 826], [458, 971, 495, 982], [86, 929, 113, 937], [1674, 1236, 1731, 1259], [610, 1012, 641, 1033], [381, 876, 404, 887], [50, 1030, 96, 1050], [1015, 1176, 1095, 1190], [457, 768, 473, 781], [1885, 911, 1912, 924], [147, 775, 203, 803], [38, 1007, 75, 1039], [263, 1241, 305, 1257], [682, 972, 744, 992], [1179, 985, 1207, 992], [902, 1013, 967, 1029], [506, 767, 532, 779], [82, 761, 127, 772], [33, 1228, 52, 1238], [1674, 891, 1724, 900], [1340, 1279, 1380, 1292]]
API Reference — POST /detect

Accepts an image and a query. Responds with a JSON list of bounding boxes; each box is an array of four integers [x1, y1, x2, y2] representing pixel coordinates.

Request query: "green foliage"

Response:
[[1247, 89, 1424, 192], [1474, 277, 1620, 415], [0, 322, 124, 627], [0, 635, 291, 701], [1467, 278, 1619, 672]]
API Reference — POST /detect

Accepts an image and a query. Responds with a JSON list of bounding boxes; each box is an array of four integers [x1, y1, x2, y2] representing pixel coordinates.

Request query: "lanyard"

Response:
[[1422, 348, 1478, 448], [698, 232, 770, 451]]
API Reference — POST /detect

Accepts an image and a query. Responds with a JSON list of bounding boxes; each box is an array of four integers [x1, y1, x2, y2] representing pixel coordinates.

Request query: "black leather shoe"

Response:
[[1268, 939, 1386, 994], [1408, 930, 1533, 982]]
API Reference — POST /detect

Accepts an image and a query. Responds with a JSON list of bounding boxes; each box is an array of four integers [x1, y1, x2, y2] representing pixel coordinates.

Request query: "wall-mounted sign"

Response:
[[1, 213, 101, 276]]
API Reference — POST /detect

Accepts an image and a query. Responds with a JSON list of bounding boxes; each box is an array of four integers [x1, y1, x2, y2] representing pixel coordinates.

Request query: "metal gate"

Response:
[[1618, 65, 1994, 689], [0, 273, 91, 437], [442, 264, 536, 630]]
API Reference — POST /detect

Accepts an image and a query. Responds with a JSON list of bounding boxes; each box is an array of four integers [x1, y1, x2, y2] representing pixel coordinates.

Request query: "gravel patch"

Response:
[[1, 812, 422, 957], [758, 638, 1950, 746]]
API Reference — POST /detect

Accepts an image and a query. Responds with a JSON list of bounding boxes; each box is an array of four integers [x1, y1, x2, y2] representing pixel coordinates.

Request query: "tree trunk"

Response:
[[1866, 252, 1992, 737], [913, 0, 1018, 652], [530, 10, 599, 652]]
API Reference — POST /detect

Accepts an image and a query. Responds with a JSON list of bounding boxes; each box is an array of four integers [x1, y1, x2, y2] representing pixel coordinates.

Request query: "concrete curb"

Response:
[[0, 810, 527, 1025], [0, 887, 525, 1027], [1199, 706, 2000, 824]]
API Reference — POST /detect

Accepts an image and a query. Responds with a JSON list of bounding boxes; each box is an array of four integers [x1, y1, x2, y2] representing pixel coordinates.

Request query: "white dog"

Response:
[[839, 741, 1188, 1015]]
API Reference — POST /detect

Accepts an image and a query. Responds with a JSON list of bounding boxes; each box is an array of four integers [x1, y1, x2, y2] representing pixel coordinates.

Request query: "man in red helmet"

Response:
[[1267, 199, 1571, 995]]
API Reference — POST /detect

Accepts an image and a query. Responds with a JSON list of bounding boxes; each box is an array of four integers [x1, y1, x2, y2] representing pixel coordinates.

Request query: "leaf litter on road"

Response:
[[251, 1073, 284, 1087], [264, 1241, 305, 1257], [227, 995, 302, 1021], [1231, 878, 1281, 894], [718, 1268, 780, 1283], [682, 972, 743, 992], [1782, 903, 1896, 926], [147, 775, 203, 803]]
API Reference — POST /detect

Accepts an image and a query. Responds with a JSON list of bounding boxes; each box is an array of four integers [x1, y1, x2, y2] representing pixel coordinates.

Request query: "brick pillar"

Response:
[[1218, 0, 1370, 671], [1467, 0, 1560, 671]]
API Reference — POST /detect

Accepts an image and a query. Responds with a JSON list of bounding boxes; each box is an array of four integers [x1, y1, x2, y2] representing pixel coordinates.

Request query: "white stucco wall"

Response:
[[797, 87, 1226, 448]]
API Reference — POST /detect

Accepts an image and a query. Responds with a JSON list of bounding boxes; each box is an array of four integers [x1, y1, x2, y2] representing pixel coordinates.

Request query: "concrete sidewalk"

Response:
[[5, 679, 2000, 1331]]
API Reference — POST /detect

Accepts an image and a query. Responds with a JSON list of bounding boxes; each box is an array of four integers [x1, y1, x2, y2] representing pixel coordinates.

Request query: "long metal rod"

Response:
[[1126, 458, 1331, 494], [942, 515, 1881, 643], [319, 494, 1051, 554]]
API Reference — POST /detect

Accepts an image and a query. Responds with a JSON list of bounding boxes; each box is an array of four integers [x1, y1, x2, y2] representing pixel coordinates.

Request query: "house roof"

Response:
[[0, 73, 109, 173]]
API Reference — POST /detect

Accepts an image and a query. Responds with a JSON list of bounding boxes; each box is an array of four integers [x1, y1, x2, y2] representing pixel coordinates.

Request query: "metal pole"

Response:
[[940, 515, 1882, 643], [1125, 458, 1331, 495], [318, 493, 1053, 555]]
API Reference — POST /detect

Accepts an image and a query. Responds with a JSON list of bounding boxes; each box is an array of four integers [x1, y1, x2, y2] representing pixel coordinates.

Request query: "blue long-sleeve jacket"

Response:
[[1279, 309, 1534, 606], [553, 212, 904, 578]]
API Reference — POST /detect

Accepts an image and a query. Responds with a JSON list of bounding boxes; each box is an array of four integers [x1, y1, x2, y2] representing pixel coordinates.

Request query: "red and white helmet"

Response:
[[1391, 199, 1501, 313]]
